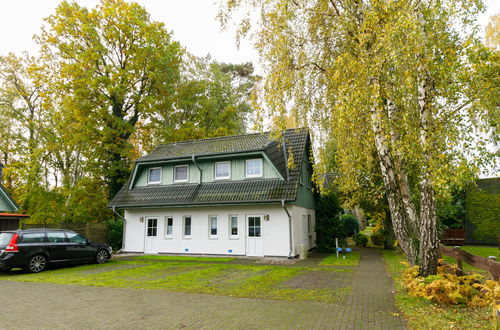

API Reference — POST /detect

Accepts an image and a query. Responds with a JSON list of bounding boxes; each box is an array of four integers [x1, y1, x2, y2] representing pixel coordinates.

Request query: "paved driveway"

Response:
[[0, 249, 405, 329]]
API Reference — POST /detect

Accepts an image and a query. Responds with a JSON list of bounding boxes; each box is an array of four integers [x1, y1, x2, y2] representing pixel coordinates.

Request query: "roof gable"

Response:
[[109, 128, 311, 208]]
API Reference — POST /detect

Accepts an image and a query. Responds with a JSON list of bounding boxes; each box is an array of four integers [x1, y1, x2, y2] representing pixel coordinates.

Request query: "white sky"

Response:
[[0, 0, 498, 74]]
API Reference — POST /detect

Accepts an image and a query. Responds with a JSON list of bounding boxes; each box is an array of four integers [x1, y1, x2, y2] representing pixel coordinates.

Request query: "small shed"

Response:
[[0, 163, 29, 230], [0, 213, 29, 231]]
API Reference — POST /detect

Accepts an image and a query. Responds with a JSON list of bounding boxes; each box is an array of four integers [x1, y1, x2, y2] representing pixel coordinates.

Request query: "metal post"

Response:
[[336, 237, 339, 258]]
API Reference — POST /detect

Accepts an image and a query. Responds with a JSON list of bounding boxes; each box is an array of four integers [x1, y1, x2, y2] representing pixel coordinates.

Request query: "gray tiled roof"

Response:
[[109, 129, 310, 208]]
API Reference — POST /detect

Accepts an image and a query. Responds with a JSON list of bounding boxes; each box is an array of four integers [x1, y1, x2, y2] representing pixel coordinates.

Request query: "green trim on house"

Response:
[[0, 185, 19, 212]]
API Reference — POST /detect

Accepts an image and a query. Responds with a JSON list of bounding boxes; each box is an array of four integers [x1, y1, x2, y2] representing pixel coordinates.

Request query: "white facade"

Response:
[[123, 204, 315, 257]]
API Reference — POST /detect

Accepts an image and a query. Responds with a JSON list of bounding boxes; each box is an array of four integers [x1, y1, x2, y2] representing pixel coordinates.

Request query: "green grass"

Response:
[[441, 245, 499, 276], [382, 250, 494, 329], [320, 251, 361, 266], [133, 255, 235, 262], [0, 259, 351, 303]]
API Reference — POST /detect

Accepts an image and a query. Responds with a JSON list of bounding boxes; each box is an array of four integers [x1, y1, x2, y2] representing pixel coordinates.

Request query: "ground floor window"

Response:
[[183, 216, 191, 237], [147, 218, 158, 237], [165, 216, 173, 237], [230, 215, 238, 238], [209, 216, 218, 238]]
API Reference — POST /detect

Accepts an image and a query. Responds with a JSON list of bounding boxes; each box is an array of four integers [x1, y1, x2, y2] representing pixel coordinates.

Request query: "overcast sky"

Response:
[[0, 0, 498, 74]]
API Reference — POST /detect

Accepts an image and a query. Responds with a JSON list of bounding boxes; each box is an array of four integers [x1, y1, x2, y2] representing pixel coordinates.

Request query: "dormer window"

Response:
[[148, 167, 162, 184], [215, 161, 231, 180], [174, 165, 189, 182], [245, 159, 263, 178]]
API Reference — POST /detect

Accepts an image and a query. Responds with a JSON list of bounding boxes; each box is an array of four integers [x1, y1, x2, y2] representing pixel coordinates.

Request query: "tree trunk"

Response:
[[369, 80, 419, 265]]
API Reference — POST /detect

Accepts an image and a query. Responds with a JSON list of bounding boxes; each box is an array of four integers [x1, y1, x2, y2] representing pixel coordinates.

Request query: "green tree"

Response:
[[150, 55, 257, 146], [36, 0, 182, 198], [220, 0, 497, 275]]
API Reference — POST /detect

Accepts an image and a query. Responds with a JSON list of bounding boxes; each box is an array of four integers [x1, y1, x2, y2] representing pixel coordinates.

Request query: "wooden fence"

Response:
[[22, 222, 108, 244], [439, 244, 500, 281]]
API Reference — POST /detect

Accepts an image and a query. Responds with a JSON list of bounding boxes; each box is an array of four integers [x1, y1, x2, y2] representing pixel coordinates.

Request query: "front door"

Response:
[[247, 215, 263, 256], [144, 217, 159, 253]]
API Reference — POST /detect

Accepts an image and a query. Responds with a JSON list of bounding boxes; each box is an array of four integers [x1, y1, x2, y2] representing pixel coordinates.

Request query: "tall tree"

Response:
[[36, 0, 182, 198], [147, 55, 257, 146], [220, 0, 497, 275]]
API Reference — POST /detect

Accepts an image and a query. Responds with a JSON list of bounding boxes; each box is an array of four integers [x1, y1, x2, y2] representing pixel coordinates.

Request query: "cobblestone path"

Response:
[[0, 249, 405, 329]]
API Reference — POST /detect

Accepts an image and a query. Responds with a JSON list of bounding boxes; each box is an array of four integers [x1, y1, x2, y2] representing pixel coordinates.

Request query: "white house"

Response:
[[108, 129, 316, 257]]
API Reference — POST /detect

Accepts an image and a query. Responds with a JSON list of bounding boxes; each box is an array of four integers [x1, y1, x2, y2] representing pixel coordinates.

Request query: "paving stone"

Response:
[[0, 248, 406, 329]]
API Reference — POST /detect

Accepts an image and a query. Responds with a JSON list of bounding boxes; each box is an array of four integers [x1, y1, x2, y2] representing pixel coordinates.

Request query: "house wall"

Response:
[[0, 189, 16, 212], [290, 205, 316, 255], [124, 204, 295, 257], [133, 157, 281, 187]]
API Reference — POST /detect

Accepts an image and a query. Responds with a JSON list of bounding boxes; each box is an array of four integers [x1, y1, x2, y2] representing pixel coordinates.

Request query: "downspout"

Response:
[[112, 206, 126, 254], [282, 199, 294, 259], [192, 155, 202, 185]]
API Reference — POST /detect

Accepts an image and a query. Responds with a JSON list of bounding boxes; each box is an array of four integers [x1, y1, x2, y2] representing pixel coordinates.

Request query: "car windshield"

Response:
[[0, 233, 14, 248]]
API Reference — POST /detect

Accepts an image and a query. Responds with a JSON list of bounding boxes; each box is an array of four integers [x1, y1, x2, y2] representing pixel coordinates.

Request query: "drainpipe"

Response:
[[282, 199, 294, 259], [192, 155, 202, 185], [112, 206, 126, 254]]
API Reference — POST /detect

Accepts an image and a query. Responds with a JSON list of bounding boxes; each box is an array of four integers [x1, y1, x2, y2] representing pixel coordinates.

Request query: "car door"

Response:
[[66, 232, 95, 262], [46, 231, 71, 263]]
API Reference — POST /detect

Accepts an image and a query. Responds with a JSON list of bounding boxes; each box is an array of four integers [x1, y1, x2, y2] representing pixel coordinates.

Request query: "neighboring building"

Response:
[[465, 177, 500, 245], [109, 129, 316, 257], [0, 163, 29, 230]]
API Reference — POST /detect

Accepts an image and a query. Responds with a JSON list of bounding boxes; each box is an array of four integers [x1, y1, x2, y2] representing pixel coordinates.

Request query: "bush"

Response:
[[106, 219, 123, 251], [353, 233, 368, 247], [315, 192, 345, 252], [371, 230, 385, 246], [402, 262, 498, 306], [341, 214, 359, 236]]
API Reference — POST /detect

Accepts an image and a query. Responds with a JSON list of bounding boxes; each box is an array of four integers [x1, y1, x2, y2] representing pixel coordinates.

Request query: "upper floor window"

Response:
[[174, 165, 189, 182], [215, 161, 231, 180], [245, 159, 263, 178], [148, 167, 162, 184]]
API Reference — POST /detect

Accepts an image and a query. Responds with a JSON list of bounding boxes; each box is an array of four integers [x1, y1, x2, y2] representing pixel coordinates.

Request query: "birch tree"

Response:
[[219, 0, 497, 275]]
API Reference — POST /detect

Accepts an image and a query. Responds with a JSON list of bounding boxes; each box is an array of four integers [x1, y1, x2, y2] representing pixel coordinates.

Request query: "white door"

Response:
[[144, 217, 159, 253], [247, 215, 263, 256]]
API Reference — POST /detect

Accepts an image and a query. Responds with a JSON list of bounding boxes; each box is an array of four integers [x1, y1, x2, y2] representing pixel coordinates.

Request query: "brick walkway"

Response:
[[0, 249, 405, 329]]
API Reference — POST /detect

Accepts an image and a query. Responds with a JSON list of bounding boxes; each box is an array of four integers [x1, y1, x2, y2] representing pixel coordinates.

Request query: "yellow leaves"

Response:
[[402, 263, 500, 306]]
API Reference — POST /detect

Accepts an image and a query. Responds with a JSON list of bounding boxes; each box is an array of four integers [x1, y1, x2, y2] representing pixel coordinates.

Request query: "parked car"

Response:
[[0, 229, 112, 273]]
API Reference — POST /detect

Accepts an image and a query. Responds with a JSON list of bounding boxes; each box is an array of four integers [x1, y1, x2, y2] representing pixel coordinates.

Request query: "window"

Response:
[[20, 232, 46, 243], [67, 233, 87, 243], [214, 161, 231, 180], [248, 216, 261, 237], [245, 159, 263, 178], [174, 165, 189, 182], [209, 216, 218, 237], [47, 232, 66, 243], [147, 218, 158, 237], [230, 215, 238, 238], [165, 217, 173, 237], [148, 167, 161, 184], [183, 216, 192, 237]]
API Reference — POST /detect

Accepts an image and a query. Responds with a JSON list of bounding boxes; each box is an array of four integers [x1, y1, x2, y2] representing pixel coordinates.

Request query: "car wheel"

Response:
[[95, 249, 109, 264], [27, 254, 47, 273]]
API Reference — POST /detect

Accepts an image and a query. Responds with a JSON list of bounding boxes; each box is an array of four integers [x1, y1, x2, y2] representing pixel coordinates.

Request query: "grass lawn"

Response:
[[441, 245, 499, 277], [382, 250, 495, 329], [320, 250, 361, 266], [133, 255, 235, 262], [0, 258, 352, 303]]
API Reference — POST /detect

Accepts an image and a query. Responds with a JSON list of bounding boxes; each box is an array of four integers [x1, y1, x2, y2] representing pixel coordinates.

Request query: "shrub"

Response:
[[106, 219, 123, 251], [341, 214, 360, 236], [353, 233, 368, 247], [402, 261, 499, 306], [315, 192, 345, 252], [370, 231, 385, 246]]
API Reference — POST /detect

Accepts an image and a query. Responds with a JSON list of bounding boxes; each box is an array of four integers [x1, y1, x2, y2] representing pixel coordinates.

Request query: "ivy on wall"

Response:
[[465, 178, 500, 244]]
